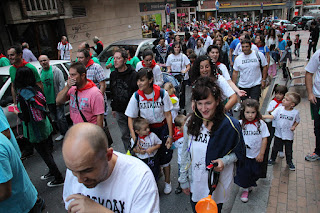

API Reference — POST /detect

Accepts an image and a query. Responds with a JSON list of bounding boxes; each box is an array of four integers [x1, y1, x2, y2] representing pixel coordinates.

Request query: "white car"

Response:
[[274, 19, 297, 31], [0, 60, 71, 130]]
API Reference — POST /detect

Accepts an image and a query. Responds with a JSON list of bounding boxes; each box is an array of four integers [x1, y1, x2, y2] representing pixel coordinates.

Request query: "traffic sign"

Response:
[[215, 0, 219, 10], [165, 3, 170, 15]]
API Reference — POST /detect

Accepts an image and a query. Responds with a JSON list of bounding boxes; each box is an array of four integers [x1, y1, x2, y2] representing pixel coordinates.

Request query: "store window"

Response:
[[177, 8, 189, 31], [141, 14, 162, 38]]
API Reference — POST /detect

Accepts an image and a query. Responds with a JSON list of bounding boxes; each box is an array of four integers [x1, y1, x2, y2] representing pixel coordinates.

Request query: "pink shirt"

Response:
[[67, 86, 104, 124]]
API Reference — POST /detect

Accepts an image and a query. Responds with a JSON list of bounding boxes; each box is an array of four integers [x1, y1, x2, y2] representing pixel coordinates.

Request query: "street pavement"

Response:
[[21, 30, 318, 213]]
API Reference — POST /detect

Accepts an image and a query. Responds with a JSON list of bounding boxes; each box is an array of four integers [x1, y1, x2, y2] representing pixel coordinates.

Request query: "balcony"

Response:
[[24, 0, 60, 17]]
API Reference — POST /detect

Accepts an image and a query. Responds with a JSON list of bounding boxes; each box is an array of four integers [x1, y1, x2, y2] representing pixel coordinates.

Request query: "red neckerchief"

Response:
[[86, 59, 94, 68], [193, 34, 200, 39], [128, 56, 132, 61], [173, 127, 183, 141], [89, 52, 93, 58], [216, 61, 221, 66], [245, 119, 259, 127], [279, 38, 283, 42], [97, 41, 103, 46], [137, 84, 161, 101], [170, 94, 177, 98], [13, 59, 28, 68], [0, 53, 6, 59], [142, 59, 156, 69], [76, 79, 96, 92], [139, 132, 150, 140], [273, 97, 282, 109], [257, 44, 264, 48], [61, 41, 68, 45], [202, 34, 208, 38], [286, 38, 290, 41]]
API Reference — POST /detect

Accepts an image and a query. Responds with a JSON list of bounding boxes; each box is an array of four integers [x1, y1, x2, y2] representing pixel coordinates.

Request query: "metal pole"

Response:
[[215, 10, 217, 20], [165, 0, 168, 27]]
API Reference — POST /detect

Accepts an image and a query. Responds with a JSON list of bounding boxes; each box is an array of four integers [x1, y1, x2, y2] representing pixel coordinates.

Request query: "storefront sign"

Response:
[[220, 3, 231, 6], [177, 0, 198, 7], [294, 8, 299, 16], [139, 2, 176, 12], [295, 0, 303, 5]]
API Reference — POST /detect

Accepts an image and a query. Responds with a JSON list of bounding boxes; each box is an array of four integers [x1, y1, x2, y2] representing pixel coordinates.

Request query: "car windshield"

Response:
[[0, 75, 9, 89], [98, 45, 138, 62]]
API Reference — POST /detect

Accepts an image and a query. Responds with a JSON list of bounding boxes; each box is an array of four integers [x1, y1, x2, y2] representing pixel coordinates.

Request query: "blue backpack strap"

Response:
[[135, 91, 139, 108], [160, 88, 165, 100]]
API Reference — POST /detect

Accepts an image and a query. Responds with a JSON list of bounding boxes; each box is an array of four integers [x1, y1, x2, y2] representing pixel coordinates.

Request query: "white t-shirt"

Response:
[[216, 75, 235, 100], [189, 124, 234, 204], [135, 62, 164, 87], [169, 95, 179, 122], [125, 89, 173, 124], [218, 63, 231, 81], [266, 99, 283, 127], [272, 106, 300, 140], [174, 136, 184, 165], [233, 50, 268, 88], [166, 53, 190, 80], [57, 42, 72, 60], [130, 132, 162, 159], [305, 49, 320, 98], [201, 35, 213, 51], [240, 120, 270, 159], [63, 152, 160, 213], [233, 43, 259, 56]]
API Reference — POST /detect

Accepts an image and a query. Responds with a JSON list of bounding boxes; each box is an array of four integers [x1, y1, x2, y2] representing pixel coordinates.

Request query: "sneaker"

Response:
[[47, 178, 64, 187], [234, 103, 241, 112], [32, 197, 45, 212], [305, 152, 320, 161], [288, 163, 295, 171], [40, 172, 54, 180], [175, 185, 182, 194], [278, 151, 285, 158], [55, 134, 64, 141], [268, 159, 275, 165], [240, 190, 249, 203], [164, 182, 172, 194]]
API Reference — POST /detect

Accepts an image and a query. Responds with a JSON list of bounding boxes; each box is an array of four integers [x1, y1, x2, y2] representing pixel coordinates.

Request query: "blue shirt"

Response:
[[229, 38, 240, 50], [258, 46, 270, 56], [278, 40, 287, 51], [0, 133, 37, 213], [0, 107, 21, 157]]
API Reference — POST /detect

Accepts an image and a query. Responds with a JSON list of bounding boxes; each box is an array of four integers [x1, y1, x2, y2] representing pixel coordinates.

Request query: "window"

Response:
[[55, 64, 68, 81]]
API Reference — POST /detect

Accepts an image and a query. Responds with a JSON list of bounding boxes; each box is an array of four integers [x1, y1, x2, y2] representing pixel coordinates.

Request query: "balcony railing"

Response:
[[24, 0, 59, 17]]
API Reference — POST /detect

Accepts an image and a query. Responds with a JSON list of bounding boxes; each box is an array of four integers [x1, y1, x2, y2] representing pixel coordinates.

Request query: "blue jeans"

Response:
[[48, 104, 68, 135]]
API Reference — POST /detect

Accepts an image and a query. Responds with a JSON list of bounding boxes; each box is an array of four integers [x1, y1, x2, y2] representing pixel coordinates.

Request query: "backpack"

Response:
[[270, 50, 280, 62], [134, 88, 165, 108]]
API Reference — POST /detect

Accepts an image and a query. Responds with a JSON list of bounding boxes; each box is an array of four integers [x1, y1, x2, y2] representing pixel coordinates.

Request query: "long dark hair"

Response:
[[240, 98, 262, 132], [207, 44, 223, 63], [14, 66, 37, 90], [137, 67, 154, 87], [190, 55, 221, 84], [187, 77, 225, 137]]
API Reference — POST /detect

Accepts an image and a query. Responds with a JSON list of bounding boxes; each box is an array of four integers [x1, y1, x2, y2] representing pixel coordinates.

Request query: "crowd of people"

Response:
[[1, 16, 320, 213]]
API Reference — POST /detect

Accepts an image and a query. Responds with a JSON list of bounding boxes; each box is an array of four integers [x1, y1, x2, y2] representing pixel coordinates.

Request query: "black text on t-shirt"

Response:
[[82, 194, 125, 213]]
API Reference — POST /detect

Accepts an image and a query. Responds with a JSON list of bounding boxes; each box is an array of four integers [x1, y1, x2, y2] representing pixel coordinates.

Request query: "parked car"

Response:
[[274, 19, 297, 31], [97, 38, 156, 92], [0, 60, 71, 129], [291, 16, 314, 29]]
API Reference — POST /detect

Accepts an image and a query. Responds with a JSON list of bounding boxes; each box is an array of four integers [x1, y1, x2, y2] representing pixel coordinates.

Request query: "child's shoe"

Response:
[[288, 163, 295, 171], [175, 185, 182, 194], [164, 182, 172, 194], [268, 159, 275, 165], [305, 152, 320, 161], [278, 151, 285, 158], [240, 190, 249, 203]]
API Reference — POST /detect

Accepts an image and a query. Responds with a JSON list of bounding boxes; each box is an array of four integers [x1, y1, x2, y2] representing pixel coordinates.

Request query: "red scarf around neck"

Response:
[[13, 59, 28, 68], [216, 61, 221, 66], [0, 53, 6, 59], [245, 119, 259, 127], [170, 94, 176, 98], [193, 34, 200, 39], [76, 79, 96, 92], [86, 59, 94, 68], [137, 84, 161, 101], [278, 38, 283, 42], [273, 97, 282, 109], [142, 59, 156, 69], [62, 41, 68, 45], [173, 127, 183, 141], [97, 41, 103, 46], [202, 34, 208, 38], [139, 132, 150, 140]]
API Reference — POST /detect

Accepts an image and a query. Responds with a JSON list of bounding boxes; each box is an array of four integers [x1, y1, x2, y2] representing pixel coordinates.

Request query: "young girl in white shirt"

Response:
[[131, 118, 162, 180], [234, 98, 270, 203], [164, 82, 179, 121]]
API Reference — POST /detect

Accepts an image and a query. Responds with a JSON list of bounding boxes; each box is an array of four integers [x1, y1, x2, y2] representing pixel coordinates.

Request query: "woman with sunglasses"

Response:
[[125, 67, 174, 194], [179, 77, 245, 213]]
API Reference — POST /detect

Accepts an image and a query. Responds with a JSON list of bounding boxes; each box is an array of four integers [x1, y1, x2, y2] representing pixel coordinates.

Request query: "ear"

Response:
[[106, 147, 113, 161]]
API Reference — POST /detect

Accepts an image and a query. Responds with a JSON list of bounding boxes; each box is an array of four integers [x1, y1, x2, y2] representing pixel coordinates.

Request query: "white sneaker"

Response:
[[234, 103, 241, 112], [278, 151, 285, 158], [55, 134, 64, 141], [164, 182, 172, 194]]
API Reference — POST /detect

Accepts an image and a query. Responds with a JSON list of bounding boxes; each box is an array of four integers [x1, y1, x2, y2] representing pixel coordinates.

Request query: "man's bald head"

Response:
[[39, 55, 50, 70], [63, 123, 108, 156], [78, 42, 90, 50]]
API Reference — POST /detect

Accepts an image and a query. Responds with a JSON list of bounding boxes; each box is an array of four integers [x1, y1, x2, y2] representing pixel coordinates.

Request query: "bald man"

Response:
[[62, 123, 160, 213], [57, 36, 72, 60], [39, 55, 69, 140]]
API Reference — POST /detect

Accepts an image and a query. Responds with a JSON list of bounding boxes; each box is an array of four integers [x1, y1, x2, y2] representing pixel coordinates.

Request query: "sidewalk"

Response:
[[266, 35, 320, 213]]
